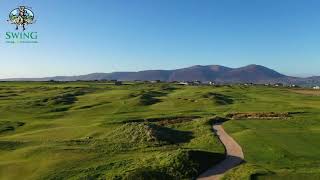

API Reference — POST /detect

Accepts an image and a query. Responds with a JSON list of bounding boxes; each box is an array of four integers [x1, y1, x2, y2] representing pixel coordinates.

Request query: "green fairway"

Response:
[[0, 82, 320, 179], [222, 87, 320, 179]]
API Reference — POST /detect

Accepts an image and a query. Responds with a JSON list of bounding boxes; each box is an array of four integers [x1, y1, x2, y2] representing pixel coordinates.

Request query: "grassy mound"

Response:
[[129, 91, 167, 105], [202, 92, 233, 105], [33, 88, 93, 107], [123, 168, 171, 180], [111, 123, 193, 146], [222, 163, 270, 180], [122, 116, 200, 126], [0, 141, 25, 150], [0, 121, 25, 134], [0, 93, 18, 99], [74, 102, 108, 110], [139, 93, 162, 105], [48, 93, 78, 105], [123, 150, 225, 180], [35, 93, 78, 106]]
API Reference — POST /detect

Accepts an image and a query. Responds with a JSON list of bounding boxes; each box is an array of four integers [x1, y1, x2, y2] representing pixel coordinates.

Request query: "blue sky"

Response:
[[1, 0, 320, 78]]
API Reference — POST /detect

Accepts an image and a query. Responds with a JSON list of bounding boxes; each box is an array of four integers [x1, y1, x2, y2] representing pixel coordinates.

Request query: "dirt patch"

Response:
[[226, 112, 290, 120], [198, 124, 244, 180], [290, 89, 320, 96]]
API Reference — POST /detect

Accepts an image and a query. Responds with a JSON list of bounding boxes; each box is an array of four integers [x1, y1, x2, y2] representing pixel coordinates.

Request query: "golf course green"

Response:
[[0, 81, 319, 179]]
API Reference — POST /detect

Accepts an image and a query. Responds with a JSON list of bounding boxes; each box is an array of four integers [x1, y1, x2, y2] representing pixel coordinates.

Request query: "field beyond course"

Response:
[[0, 82, 320, 179]]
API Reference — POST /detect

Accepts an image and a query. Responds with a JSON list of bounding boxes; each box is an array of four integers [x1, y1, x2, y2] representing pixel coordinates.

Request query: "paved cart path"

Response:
[[198, 124, 244, 180]]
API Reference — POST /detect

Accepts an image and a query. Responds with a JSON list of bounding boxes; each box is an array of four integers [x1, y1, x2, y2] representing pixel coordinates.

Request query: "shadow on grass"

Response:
[[123, 168, 172, 180], [128, 91, 168, 106], [199, 155, 245, 178], [250, 172, 320, 180], [0, 141, 25, 150], [112, 122, 194, 145], [202, 92, 234, 105], [189, 150, 226, 174], [151, 124, 193, 144], [209, 116, 230, 124], [0, 121, 25, 134]]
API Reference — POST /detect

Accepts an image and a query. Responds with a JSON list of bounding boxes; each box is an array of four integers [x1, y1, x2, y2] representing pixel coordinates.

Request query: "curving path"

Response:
[[198, 123, 244, 180]]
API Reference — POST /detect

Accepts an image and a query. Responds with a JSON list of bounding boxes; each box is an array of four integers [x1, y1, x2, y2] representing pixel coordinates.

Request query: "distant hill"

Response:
[[2, 64, 320, 86]]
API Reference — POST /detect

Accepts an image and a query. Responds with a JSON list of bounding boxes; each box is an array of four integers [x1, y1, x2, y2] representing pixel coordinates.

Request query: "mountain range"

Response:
[[2, 64, 320, 86]]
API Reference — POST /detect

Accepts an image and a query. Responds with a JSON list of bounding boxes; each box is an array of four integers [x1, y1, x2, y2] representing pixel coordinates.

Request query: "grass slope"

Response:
[[0, 82, 225, 180]]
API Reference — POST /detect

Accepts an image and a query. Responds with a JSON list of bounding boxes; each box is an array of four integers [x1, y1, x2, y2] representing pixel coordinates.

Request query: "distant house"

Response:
[[178, 82, 189, 85], [177, 81, 203, 86], [274, 83, 283, 87], [313, 86, 320, 90], [209, 81, 215, 85], [189, 80, 202, 85], [194, 80, 201, 84], [150, 80, 161, 83], [203, 81, 215, 85]]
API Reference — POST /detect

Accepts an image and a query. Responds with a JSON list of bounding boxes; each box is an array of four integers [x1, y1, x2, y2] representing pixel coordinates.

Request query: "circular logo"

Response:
[[8, 6, 35, 31]]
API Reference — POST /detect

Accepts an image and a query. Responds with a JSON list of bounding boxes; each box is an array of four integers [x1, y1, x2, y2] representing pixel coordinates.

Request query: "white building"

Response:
[[313, 86, 320, 90], [178, 82, 189, 85], [208, 81, 215, 85]]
